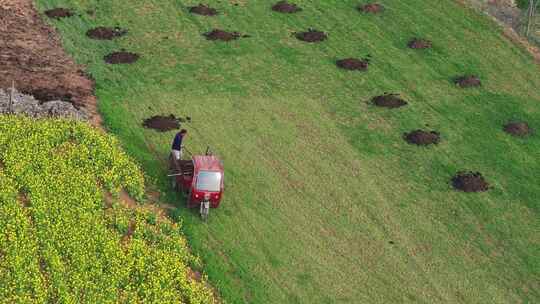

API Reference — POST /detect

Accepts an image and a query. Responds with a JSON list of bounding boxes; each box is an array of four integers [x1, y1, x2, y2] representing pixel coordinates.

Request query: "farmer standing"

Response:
[[171, 129, 187, 160]]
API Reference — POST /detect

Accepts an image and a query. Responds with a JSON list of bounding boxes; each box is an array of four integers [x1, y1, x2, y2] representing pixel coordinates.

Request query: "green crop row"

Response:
[[0, 115, 215, 303]]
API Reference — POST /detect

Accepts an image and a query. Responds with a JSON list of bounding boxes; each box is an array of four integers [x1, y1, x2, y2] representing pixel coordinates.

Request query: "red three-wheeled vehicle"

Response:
[[169, 148, 224, 221]]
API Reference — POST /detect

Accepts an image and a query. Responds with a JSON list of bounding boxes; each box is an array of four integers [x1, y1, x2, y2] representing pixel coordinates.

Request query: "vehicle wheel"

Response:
[[200, 202, 209, 221], [201, 209, 208, 221]]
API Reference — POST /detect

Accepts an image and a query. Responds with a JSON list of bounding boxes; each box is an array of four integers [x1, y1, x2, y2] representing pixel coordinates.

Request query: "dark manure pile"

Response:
[[44, 8, 73, 19], [408, 38, 432, 49], [272, 1, 302, 13], [86, 26, 127, 40], [104, 51, 140, 64], [204, 29, 242, 41], [336, 58, 369, 71], [454, 75, 481, 88], [504, 121, 532, 137], [404, 130, 440, 146], [295, 29, 327, 42], [451, 171, 489, 192], [189, 4, 218, 16], [372, 93, 408, 108], [359, 3, 384, 13], [142, 115, 181, 132], [86, 27, 127, 40]]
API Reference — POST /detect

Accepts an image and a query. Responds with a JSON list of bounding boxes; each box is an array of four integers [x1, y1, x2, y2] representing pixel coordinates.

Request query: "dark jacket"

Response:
[[172, 133, 184, 150]]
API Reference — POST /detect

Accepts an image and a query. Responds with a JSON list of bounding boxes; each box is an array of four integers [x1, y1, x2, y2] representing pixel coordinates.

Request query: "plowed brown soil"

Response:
[[0, 0, 99, 124]]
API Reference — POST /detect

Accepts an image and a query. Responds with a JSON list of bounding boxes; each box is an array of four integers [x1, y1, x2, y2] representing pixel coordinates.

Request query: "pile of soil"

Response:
[[272, 1, 302, 13], [0, 1, 96, 114], [454, 75, 481, 88], [404, 130, 440, 145], [204, 29, 241, 41], [336, 58, 369, 71], [44, 8, 73, 19], [295, 29, 327, 42], [451, 171, 489, 192], [189, 4, 218, 16], [104, 51, 140, 64], [86, 27, 127, 40], [408, 38, 432, 49], [21, 88, 72, 103], [142, 115, 181, 132], [372, 94, 408, 108], [359, 3, 384, 13], [503, 121, 532, 137]]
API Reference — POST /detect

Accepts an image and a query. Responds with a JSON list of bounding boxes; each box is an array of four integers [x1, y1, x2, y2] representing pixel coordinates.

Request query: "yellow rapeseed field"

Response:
[[0, 115, 215, 303]]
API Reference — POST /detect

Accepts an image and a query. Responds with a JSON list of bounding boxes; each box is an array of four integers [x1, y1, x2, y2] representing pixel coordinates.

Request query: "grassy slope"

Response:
[[36, 0, 540, 303]]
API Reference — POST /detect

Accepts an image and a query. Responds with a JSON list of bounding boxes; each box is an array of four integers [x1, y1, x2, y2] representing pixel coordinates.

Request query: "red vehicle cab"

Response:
[[172, 154, 224, 219], [186, 155, 224, 208]]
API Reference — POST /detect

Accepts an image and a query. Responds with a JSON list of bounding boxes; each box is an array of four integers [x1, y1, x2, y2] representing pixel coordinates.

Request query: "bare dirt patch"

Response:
[[86, 27, 127, 40], [371, 94, 408, 108], [189, 4, 218, 16], [142, 115, 181, 132], [404, 130, 440, 145], [454, 75, 481, 88], [452, 171, 489, 192], [408, 38, 432, 49], [44, 7, 73, 19], [504, 121, 532, 137], [121, 220, 137, 244], [0, 0, 99, 123], [359, 3, 384, 13], [295, 29, 327, 42], [336, 58, 369, 71], [188, 269, 203, 282], [104, 51, 140, 64], [272, 1, 302, 13], [204, 29, 242, 41], [18, 192, 30, 207]]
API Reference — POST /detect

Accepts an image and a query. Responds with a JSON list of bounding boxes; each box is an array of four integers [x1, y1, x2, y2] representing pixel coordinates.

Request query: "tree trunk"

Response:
[[525, 0, 538, 37]]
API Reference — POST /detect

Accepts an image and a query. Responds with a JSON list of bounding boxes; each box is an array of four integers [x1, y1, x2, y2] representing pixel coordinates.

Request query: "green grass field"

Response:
[[37, 0, 540, 303]]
